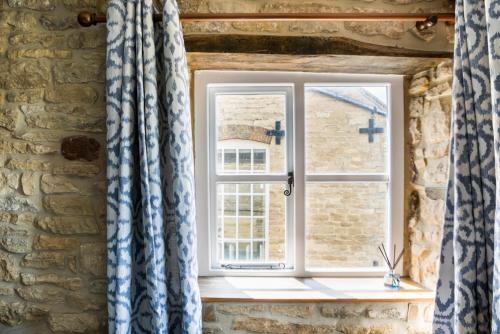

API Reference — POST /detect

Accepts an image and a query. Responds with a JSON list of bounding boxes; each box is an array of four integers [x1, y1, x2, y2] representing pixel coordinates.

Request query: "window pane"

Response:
[[216, 93, 286, 174], [224, 242, 236, 260], [223, 149, 237, 171], [224, 184, 236, 193], [238, 242, 251, 260], [253, 195, 265, 216], [253, 241, 265, 260], [253, 218, 265, 238], [305, 183, 387, 269], [305, 85, 388, 173], [253, 149, 266, 171], [239, 183, 251, 194], [238, 195, 251, 216], [238, 218, 251, 239], [223, 217, 237, 239], [223, 195, 236, 216], [239, 149, 252, 171], [216, 183, 286, 263]]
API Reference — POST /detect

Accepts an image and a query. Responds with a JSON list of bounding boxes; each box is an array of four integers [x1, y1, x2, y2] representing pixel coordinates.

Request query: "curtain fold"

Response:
[[106, 0, 201, 333], [433, 1, 500, 333]]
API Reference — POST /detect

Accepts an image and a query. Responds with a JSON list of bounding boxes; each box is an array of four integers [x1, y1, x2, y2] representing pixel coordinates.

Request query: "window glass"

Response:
[[305, 183, 387, 269], [216, 93, 286, 174], [305, 85, 388, 174], [216, 183, 286, 264]]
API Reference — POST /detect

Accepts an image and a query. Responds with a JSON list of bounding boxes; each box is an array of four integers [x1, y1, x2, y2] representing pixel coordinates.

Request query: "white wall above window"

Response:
[[195, 71, 404, 277]]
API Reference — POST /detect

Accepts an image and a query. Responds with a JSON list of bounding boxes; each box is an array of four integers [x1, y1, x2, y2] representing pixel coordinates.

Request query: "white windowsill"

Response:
[[199, 276, 434, 303]]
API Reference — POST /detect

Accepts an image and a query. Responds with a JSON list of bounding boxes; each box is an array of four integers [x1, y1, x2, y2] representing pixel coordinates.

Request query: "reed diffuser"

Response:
[[378, 243, 404, 289]]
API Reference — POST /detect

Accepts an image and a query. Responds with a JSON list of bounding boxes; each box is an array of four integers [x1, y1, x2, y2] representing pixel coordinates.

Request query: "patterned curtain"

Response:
[[105, 0, 201, 333], [433, 1, 500, 333]]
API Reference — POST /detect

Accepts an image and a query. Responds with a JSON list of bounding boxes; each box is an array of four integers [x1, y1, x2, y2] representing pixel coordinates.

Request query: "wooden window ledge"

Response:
[[199, 277, 434, 303]]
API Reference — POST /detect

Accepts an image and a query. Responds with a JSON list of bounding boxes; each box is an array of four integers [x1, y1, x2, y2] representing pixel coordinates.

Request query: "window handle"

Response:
[[284, 172, 294, 196]]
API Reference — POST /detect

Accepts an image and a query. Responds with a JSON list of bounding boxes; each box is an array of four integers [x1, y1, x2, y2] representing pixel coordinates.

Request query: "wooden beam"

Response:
[[184, 34, 453, 58]]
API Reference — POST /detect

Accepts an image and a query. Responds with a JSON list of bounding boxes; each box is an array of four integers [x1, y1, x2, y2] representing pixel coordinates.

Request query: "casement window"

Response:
[[195, 71, 404, 276]]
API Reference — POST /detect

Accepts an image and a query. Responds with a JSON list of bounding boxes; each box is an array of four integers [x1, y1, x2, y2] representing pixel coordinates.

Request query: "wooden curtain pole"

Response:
[[77, 11, 455, 31]]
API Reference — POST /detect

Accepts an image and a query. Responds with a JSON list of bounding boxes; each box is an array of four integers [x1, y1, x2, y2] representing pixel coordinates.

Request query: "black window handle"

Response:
[[284, 172, 294, 197]]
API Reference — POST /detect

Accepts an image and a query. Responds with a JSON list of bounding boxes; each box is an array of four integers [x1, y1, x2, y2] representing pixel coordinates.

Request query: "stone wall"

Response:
[[202, 301, 434, 334], [0, 0, 107, 332], [178, 0, 454, 53], [406, 61, 452, 289], [0, 0, 452, 332]]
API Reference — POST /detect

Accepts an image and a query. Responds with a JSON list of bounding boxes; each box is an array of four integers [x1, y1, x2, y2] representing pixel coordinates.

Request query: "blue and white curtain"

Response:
[[105, 0, 201, 333], [433, 1, 500, 333]]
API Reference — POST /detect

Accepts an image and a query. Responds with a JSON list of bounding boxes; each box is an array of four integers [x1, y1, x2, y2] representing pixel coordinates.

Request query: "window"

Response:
[[217, 142, 270, 264], [195, 71, 404, 276]]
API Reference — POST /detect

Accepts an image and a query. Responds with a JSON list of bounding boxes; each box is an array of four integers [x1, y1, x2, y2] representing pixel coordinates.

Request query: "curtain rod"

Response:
[[77, 11, 455, 31]]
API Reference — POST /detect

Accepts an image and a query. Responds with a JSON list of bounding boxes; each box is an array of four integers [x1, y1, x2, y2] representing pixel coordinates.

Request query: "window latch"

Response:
[[284, 172, 294, 197]]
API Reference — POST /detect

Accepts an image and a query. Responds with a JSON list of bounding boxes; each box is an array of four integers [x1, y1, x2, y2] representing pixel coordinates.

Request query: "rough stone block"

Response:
[[36, 216, 99, 234], [0, 300, 26, 326], [80, 242, 106, 276], [7, 0, 54, 10], [53, 61, 104, 83], [8, 49, 72, 59], [52, 162, 100, 177], [23, 110, 105, 133], [335, 320, 394, 334], [0, 106, 19, 131], [270, 304, 314, 318], [33, 235, 77, 251], [217, 304, 266, 315], [0, 61, 50, 89], [16, 285, 64, 303], [320, 304, 365, 318], [43, 195, 94, 216], [65, 293, 106, 311], [0, 252, 18, 281], [344, 21, 405, 39], [203, 304, 217, 322], [15, 131, 64, 143], [0, 197, 37, 213], [39, 14, 79, 30], [21, 272, 82, 290], [9, 32, 65, 47], [48, 313, 99, 333], [89, 279, 106, 294], [409, 76, 430, 96], [6, 89, 43, 103], [21, 252, 65, 269], [44, 85, 98, 104], [62, 0, 99, 10], [41, 175, 79, 194], [67, 30, 107, 49], [21, 172, 36, 195]]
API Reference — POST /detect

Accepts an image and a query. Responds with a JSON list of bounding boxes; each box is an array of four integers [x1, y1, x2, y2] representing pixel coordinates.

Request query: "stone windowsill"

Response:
[[199, 277, 434, 303]]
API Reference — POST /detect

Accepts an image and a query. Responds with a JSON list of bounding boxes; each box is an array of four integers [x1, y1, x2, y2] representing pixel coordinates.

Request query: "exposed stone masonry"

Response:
[[0, 0, 107, 332], [406, 61, 452, 289], [202, 302, 434, 334]]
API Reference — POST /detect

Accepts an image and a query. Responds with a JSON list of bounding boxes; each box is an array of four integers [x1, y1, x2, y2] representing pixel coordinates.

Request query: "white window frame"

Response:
[[195, 71, 404, 277]]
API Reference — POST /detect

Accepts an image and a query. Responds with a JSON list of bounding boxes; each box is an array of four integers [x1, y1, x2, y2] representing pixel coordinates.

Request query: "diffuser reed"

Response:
[[378, 243, 404, 289]]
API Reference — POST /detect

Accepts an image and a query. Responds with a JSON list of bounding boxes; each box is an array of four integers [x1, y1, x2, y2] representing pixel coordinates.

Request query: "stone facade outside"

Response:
[[0, 0, 451, 332]]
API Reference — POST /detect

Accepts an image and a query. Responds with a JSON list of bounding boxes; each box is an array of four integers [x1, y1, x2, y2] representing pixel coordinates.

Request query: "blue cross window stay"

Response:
[[266, 121, 285, 145], [359, 118, 384, 143]]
